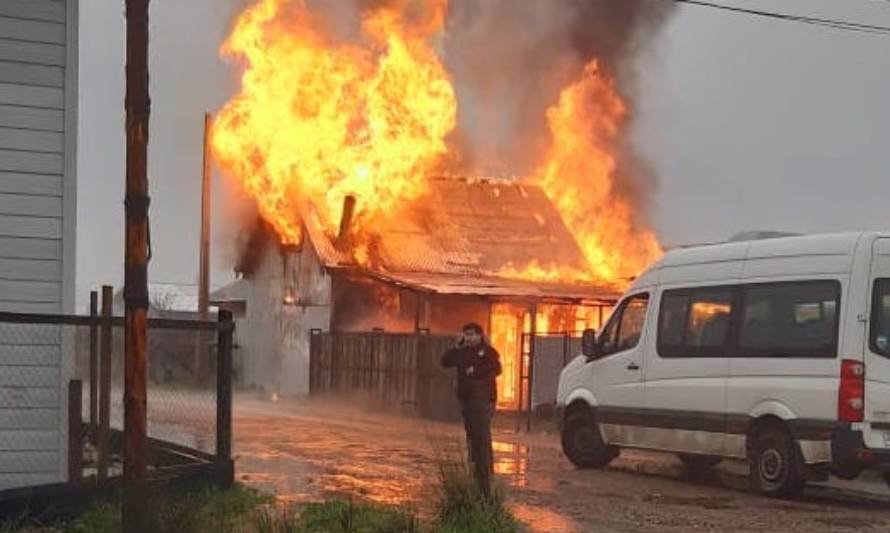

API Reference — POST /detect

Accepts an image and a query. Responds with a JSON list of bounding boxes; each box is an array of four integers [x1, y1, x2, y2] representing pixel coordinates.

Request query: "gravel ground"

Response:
[[232, 396, 890, 532]]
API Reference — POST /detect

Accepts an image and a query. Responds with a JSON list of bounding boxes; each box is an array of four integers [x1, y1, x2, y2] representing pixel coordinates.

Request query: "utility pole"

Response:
[[123, 0, 150, 530], [196, 112, 212, 379], [198, 112, 211, 321]]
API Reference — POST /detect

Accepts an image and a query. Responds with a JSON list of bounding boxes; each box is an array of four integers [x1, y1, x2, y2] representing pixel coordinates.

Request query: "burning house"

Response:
[[208, 0, 671, 409], [225, 177, 617, 407]]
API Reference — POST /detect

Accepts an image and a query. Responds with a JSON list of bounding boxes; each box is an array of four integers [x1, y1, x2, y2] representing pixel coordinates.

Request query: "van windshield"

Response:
[[872, 279, 890, 357]]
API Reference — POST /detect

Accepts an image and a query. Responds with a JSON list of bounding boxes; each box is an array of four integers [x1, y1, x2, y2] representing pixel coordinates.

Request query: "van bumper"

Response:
[[831, 424, 890, 478]]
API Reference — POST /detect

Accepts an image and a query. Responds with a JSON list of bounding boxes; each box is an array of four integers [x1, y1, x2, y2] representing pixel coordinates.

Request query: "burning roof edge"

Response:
[[346, 267, 620, 304]]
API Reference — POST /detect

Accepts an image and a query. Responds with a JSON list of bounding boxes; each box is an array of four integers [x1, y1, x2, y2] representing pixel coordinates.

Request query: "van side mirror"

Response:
[[581, 328, 600, 360]]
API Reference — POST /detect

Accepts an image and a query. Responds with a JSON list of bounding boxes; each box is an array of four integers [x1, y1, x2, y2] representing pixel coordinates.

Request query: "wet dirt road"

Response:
[[233, 397, 890, 532]]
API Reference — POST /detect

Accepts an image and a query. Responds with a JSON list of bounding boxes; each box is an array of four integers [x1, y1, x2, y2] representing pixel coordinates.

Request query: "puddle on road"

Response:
[[493, 440, 530, 487], [512, 503, 581, 533]]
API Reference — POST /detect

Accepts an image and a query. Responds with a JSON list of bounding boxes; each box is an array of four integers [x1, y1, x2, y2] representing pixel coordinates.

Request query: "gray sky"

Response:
[[75, 0, 890, 307]]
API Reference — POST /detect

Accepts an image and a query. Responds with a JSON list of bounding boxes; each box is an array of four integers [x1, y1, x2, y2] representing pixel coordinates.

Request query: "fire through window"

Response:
[[489, 302, 610, 411]]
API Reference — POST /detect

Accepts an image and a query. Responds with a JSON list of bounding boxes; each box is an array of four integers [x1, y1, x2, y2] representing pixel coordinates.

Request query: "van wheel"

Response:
[[561, 412, 616, 469], [749, 427, 804, 498], [678, 453, 721, 473]]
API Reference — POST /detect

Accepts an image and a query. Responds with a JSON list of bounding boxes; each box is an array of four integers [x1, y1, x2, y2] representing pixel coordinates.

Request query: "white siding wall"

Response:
[[244, 241, 332, 396], [0, 0, 77, 491]]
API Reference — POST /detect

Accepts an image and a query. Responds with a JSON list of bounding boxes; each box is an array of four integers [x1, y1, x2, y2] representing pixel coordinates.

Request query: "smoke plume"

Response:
[[443, 0, 675, 194]]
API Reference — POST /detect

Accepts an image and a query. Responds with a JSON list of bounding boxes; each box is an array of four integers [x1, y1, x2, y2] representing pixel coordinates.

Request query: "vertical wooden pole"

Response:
[[97, 285, 112, 482], [124, 0, 151, 529], [216, 310, 233, 465], [89, 290, 98, 439], [198, 112, 212, 321], [514, 311, 523, 432], [526, 302, 537, 432], [68, 379, 83, 485], [195, 112, 212, 381]]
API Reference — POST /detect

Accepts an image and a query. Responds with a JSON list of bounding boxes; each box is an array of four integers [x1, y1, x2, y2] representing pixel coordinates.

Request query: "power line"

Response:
[[667, 0, 890, 36]]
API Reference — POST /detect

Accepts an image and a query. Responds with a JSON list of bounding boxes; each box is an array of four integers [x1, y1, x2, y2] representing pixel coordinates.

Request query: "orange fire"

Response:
[[211, 0, 456, 245], [214, 0, 660, 289], [531, 61, 663, 287]]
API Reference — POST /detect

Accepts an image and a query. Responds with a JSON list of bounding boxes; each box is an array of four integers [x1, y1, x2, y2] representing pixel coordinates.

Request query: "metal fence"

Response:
[[526, 331, 584, 411], [0, 307, 233, 516]]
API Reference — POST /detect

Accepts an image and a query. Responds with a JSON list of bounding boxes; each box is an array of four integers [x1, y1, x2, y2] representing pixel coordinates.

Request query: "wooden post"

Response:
[[89, 290, 98, 439], [216, 309, 233, 464], [195, 112, 212, 381], [198, 112, 212, 321], [526, 302, 537, 432], [68, 379, 83, 485], [124, 0, 151, 529], [97, 285, 112, 482]]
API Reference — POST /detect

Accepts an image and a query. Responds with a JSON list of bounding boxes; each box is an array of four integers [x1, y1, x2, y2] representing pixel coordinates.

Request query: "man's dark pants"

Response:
[[461, 391, 493, 498]]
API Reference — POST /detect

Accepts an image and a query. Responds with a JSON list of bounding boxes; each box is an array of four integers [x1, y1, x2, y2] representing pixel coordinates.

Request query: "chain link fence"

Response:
[[0, 310, 232, 497]]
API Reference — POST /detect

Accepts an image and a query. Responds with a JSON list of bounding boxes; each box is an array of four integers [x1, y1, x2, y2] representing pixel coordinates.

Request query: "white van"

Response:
[[556, 232, 890, 497]]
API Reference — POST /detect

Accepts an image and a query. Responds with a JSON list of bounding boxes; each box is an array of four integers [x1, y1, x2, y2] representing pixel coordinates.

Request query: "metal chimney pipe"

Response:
[[337, 195, 356, 244]]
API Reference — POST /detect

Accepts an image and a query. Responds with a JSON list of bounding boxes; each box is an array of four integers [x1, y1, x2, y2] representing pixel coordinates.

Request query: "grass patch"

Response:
[[253, 500, 419, 533], [432, 454, 520, 533], [67, 484, 270, 533], [3, 454, 521, 532]]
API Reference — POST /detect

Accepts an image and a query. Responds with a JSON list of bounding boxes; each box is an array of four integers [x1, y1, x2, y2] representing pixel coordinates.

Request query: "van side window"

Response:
[[658, 288, 733, 357], [600, 293, 649, 357], [739, 281, 840, 358], [871, 279, 890, 357]]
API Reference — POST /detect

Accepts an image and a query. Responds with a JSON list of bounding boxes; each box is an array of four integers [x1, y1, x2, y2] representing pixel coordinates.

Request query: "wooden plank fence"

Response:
[[309, 331, 462, 421]]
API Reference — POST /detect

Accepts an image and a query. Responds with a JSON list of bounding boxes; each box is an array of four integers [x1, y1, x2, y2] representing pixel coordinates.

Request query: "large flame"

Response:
[[530, 61, 662, 287], [214, 0, 660, 289], [211, 0, 456, 245]]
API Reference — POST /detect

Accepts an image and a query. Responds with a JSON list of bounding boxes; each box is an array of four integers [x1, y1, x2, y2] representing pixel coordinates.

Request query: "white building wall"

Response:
[[0, 0, 77, 490], [243, 239, 331, 396]]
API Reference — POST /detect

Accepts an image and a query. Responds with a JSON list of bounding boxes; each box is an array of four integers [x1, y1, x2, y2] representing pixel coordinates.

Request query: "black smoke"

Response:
[[442, 0, 675, 183]]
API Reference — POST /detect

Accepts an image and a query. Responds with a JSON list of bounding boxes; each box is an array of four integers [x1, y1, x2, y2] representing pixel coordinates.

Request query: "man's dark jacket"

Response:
[[441, 343, 502, 405]]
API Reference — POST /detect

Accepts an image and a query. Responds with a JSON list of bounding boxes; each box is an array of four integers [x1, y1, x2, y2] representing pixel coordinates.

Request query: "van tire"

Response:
[[749, 427, 804, 498], [678, 453, 721, 473], [561, 412, 616, 469]]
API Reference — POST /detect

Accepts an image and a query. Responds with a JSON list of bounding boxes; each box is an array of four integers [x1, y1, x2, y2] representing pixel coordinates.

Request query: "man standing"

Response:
[[441, 322, 502, 497]]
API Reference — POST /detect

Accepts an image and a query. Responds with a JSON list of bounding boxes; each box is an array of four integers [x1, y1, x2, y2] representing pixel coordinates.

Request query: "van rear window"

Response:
[[738, 281, 839, 358], [657, 280, 841, 359], [872, 279, 890, 357]]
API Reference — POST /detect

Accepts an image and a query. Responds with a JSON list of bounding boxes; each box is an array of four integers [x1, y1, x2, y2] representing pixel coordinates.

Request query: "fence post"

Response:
[[97, 285, 113, 483], [330, 331, 338, 390], [309, 329, 320, 394], [562, 331, 569, 368], [68, 379, 83, 485], [216, 309, 233, 465], [89, 291, 98, 440], [526, 302, 538, 432]]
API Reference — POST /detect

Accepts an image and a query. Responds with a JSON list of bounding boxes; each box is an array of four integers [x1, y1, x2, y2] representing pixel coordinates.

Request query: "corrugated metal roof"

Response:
[[209, 278, 250, 303], [238, 177, 617, 301], [300, 177, 616, 301]]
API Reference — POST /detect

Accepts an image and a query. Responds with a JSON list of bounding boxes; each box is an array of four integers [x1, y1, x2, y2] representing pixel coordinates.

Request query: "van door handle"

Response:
[[627, 362, 640, 371]]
